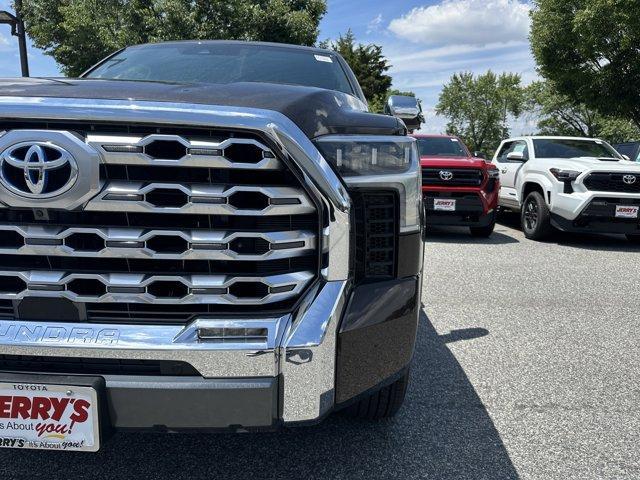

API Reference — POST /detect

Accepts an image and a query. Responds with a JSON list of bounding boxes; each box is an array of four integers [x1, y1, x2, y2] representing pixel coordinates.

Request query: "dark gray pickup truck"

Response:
[[0, 40, 422, 452]]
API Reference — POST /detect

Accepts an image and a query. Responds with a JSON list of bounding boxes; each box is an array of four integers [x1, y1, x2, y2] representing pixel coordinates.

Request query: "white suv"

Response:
[[493, 136, 640, 242]]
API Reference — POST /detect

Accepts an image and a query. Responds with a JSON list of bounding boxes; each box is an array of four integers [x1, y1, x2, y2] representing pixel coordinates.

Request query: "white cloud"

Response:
[[388, 0, 531, 46], [0, 33, 10, 46], [366, 14, 383, 34], [388, 41, 530, 74]]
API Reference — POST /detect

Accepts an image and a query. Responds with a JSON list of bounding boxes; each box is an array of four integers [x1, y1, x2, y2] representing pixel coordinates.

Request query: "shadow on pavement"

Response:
[[439, 326, 490, 343], [2, 312, 518, 480], [497, 210, 640, 252]]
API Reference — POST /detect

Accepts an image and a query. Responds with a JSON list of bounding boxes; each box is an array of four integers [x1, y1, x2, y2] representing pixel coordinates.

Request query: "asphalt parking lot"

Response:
[[2, 212, 640, 480]]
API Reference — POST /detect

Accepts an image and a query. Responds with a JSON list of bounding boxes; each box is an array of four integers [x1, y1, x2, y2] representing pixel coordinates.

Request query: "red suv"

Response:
[[414, 134, 500, 237]]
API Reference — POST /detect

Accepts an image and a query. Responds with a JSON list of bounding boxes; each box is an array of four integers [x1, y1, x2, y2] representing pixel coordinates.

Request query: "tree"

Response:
[[530, 0, 640, 130], [525, 80, 640, 143], [320, 30, 392, 111], [435, 71, 524, 156], [18, 0, 327, 76]]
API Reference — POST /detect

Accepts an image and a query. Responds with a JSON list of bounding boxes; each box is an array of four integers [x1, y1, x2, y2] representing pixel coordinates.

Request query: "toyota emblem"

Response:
[[0, 142, 78, 198], [439, 170, 454, 181], [623, 174, 637, 185]]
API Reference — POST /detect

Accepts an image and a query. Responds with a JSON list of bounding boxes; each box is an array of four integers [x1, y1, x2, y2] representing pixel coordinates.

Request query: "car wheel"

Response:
[[341, 371, 410, 420], [521, 191, 554, 240], [626, 234, 640, 244], [470, 212, 496, 238]]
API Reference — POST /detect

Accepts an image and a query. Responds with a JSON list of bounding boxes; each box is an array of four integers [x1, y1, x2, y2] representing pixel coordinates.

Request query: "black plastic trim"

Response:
[[335, 276, 420, 404]]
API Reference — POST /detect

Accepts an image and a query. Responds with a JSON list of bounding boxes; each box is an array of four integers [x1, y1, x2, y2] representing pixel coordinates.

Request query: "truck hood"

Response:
[[420, 156, 489, 169], [538, 156, 640, 172], [0, 77, 405, 139]]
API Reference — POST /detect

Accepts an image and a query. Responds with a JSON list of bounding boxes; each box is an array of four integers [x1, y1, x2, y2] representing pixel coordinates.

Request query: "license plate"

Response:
[[0, 382, 100, 452], [434, 199, 456, 211], [615, 205, 639, 219]]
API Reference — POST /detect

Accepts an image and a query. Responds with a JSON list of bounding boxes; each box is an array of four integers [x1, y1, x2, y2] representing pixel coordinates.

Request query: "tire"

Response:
[[470, 212, 496, 238], [626, 234, 640, 244], [342, 371, 410, 420], [521, 191, 554, 240]]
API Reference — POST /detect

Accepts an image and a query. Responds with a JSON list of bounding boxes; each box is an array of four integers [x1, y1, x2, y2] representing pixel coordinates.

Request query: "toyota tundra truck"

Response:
[[0, 41, 423, 452], [414, 134, 499, 237], [495, 136, 640, 242]]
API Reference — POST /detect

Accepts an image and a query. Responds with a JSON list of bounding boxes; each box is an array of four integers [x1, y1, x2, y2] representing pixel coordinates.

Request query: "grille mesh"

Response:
[[583, 172, 640, 193], [422, 168, 483, 187], [353, 191, 397, 281]]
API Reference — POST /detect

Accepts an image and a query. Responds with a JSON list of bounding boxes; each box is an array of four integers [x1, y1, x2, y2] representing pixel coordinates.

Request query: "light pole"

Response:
[[0, 0, 30, 77]]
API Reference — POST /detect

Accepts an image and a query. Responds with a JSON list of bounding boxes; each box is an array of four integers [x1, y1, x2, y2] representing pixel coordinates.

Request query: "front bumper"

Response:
[[0, 280, 346, 430], [551, 197, 640, 235], [423, 191, 495, 227], [0, 276, 421, 431]]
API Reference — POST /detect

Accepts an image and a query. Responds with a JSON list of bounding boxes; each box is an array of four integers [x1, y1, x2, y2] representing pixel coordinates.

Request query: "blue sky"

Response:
[[0, 0, 536, 133]]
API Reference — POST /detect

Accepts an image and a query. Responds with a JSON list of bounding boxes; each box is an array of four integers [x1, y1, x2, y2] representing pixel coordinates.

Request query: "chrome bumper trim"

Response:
[[0, 317, 289, 378], [281, 280, 349, 422], [0, 279, 349, 422]]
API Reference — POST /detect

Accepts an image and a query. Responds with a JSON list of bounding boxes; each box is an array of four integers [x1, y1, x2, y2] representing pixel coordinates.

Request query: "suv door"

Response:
[[496, 140, 528, 208]]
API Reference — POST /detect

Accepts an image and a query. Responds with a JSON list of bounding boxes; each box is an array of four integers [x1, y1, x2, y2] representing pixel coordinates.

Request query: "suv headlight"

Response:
[[487, 168, 500, 179], [550, 168, 581, 181], [550, 168, 582, 194], [314, 135, 421, 233]]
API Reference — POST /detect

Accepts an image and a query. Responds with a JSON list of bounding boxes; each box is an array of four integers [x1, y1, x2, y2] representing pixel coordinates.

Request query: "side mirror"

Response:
[[506, 151, 526, 162], [385, 95, 424, 133], [473, 151, 487, 159]]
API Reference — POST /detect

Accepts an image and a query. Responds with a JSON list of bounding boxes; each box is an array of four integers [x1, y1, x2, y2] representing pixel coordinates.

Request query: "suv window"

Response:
[[496, 141, 528, 163]]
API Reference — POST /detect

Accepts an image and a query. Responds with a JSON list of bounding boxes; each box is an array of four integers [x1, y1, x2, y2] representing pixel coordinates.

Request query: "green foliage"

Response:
[[530, 0, 640, 129], [320, 30, 392, 109], [525, 81, 640, 143], [435, 71, 524, 157], [18, 0, 327, 76]]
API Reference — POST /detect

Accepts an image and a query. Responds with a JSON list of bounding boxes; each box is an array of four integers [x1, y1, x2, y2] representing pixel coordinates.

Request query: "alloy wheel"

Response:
[[524, 198, 538, 231]]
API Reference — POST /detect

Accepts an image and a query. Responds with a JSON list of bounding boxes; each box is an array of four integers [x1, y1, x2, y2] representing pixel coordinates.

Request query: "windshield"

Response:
[[615, 143, 640, 162], [416, 137, 468, 157], [85, 43, 355, 96], [533, 139, 621, 159]]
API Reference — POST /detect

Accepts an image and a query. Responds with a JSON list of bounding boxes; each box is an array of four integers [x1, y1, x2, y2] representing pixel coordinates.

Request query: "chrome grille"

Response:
[[0, 125, 319, 318], [86, 182, 314, 215], [0, 225, 315, 260]]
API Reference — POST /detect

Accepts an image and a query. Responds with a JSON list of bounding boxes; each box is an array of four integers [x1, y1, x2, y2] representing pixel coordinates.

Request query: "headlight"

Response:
[[487, 168, 500, 179], [314, 135, 421, 234], [550, 168, 581, 181], [550, 168, 581, 194], [314, 135, 416, 177]]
